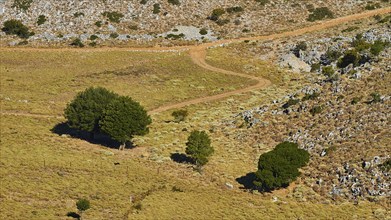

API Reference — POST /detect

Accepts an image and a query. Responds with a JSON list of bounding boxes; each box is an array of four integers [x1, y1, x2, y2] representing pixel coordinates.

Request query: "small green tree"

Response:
[[76, 198, 90, 220], [100, 96, 151, 150], [185, 131, 214, 168], [64, 87, 119, 139]]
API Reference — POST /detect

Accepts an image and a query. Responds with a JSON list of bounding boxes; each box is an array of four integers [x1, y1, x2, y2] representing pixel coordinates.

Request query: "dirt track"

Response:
[[1, 7, 390, 117]]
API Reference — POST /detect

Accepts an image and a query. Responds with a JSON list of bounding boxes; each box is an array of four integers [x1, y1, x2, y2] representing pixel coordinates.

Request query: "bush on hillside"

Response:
[[102, 11, 124, 23], [254, 142, 309, 191], [2, 19, 32, 39], [307, 7, 334, 22], [37, 15, 47, 25], [168, 0, 180, 5], [337, 50, 360, 68], [172, 109, 188, 122], [12, 0, 33, 11]]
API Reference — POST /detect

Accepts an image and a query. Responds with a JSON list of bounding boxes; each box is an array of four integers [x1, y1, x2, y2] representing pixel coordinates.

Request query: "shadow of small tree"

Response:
[[236, 172, 259, 191], [51, 122, 134, 149], [170, 153, 195, 164], [66, 212, 80, 219]]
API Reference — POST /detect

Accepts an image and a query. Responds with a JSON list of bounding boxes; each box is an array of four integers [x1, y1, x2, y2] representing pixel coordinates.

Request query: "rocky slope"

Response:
[[0, 0, 389, 46]]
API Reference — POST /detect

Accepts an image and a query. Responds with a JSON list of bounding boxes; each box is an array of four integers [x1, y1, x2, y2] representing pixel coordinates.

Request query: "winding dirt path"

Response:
[[1, 7, 390, 118]]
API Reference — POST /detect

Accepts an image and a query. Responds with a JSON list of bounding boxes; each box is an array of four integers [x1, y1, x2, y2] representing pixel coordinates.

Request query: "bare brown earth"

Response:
[[1, 7, 390, 117]]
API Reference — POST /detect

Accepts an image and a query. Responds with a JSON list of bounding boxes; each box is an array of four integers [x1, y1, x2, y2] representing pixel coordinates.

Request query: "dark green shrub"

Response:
[[351, 96, 362, 105], [37, 15, 47, 25], [70, 38, 84, 47], [226, 6, 244, 13], [74, 12, 85, 18], [89, 34, 99, 41], [379, 159, 391, 172], [322, 66, 335, 78], [89, 42, 97, 47], [172, 109, 188, 122], [310, 105, 323, 116], [292, 41, 307, 57], [166, 33, 185, 40], [199, 28, 208, 35], [2, 19, 31, 39], [110, 32, 119, 39], [352, 34, 371, 52], [102, 11, 124, 23], [209, 8, 225, 21], [140, 0, 148, 4], [12, 0, 33, 11], [18, 40, 28, 45], [216, 19, 230, 26], [325, 49, 342, 62], [95, 21, 103, 27], [254, 142, 309, 191], [307, 7, 334, 22], [370, 40, 388, 56], [369, 93, 381, 104], [302, 92, 320, 101], [282, 99, 300, 109], [342, 26, 359, 33], [76, 199, 90, 212], [310, 63, 321, 72], [365, 3, 381, 10], [186, 131, 214, 167], [168, 0, 180, 5], [153, 4, 161, 14]]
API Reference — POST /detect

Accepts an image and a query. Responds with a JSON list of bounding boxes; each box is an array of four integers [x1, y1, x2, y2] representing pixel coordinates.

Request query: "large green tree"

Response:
[[99, 96, 151, 150], [185, 130, 214, 167], [64, 87, 118, 138], [254, 142, 309, 191]]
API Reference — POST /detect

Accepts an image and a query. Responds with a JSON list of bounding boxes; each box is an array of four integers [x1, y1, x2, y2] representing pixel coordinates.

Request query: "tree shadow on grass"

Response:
[[170, 153, 195, 164], [236, 172, 258, 190], [66, 212, 80, 219], [51, 122, 133, 149]]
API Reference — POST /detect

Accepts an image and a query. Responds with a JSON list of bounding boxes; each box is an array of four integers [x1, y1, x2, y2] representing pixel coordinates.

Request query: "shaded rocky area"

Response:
[[222, 17, 390, 202], [1, 0, 388, 46]]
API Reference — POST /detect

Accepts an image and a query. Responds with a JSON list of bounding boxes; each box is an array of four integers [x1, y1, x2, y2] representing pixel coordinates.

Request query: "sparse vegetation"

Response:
[[172, 109, 188, 122], [102, 11, 124, 23], [226, 6, 244, 13], [153, 3, 161, 14], [255, 0, 270, 6], [307, 7, 334, 22], [12, 0, 33, 11], [70, 38, 85, 47], [310, 105, 323, 116]]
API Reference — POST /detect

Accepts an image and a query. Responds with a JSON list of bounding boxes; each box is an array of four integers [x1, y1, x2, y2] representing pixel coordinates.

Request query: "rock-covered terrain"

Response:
[[0, 0, 389, 46], [221, 15, 390, 202]]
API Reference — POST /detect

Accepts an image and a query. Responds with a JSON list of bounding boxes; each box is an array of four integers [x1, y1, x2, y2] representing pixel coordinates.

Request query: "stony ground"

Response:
[[0, 0, 390, 46]]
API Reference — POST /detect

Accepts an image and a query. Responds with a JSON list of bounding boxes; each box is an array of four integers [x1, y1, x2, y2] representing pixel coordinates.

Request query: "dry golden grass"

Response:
[[0, 50, 254, 115]]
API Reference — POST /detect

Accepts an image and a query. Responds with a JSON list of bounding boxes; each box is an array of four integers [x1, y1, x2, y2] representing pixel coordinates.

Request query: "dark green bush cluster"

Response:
[[209, 8, 225, 21], [74, 12, 85, 18], [102, 11, 124, 23], [2, 19, 33, 39], [166, 33, 185, 40], [140, 0, 148, 4], [368, 92, 381, 104], [370, 40, 389, 56], [199, 28, 208, 35], [70, 38, 84, 47], [254, 142, 310, 191], [153, 3, 161, 14], [12, 0, 33, 11], [64, 87, 151, 149], [365, 3, 381, 10], [168, 0, 180, 5], [110, 32, 119, 39], [307, 7, 334, 22], [37, 15, 47, 25]]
